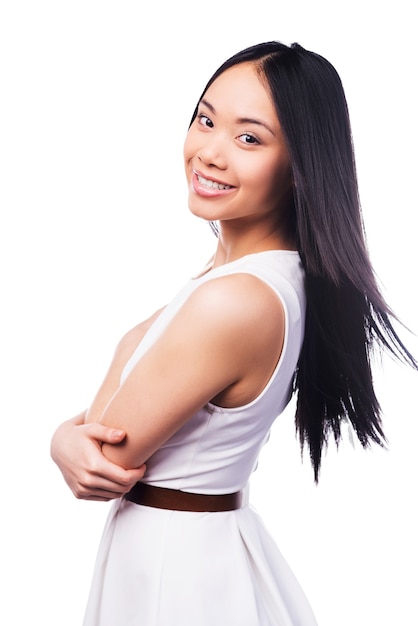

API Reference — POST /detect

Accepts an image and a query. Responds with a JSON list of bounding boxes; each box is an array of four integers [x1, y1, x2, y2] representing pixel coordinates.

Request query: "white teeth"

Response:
[[197, 174, 231, 190]]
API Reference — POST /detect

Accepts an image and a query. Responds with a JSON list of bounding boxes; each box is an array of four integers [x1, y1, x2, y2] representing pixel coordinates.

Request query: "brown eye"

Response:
[[238, 133, 260, 145], [197, 114, 214, 128]]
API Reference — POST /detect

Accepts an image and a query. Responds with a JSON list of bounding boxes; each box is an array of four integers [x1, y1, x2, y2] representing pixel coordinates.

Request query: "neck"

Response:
[[212, 216, 296, 268]]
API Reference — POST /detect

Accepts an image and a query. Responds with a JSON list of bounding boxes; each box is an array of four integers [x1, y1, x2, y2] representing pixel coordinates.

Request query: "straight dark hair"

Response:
[[190, 41, 417, 480]]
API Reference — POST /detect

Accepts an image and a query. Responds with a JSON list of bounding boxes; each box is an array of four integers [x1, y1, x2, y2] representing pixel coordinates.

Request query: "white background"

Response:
[[1, 1, 417, 624]]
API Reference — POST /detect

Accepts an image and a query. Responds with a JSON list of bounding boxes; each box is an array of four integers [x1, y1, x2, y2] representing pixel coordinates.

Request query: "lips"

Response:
[[196, 173, 232, 190], [191, 170, 235, 197]]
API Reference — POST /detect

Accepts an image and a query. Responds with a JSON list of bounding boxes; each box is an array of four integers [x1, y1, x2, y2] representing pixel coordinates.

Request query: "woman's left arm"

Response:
[[98, 275, 285, 469]]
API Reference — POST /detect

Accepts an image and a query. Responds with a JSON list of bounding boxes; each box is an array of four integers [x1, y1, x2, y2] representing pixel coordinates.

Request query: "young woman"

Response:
[[51, 41, 417, 625]]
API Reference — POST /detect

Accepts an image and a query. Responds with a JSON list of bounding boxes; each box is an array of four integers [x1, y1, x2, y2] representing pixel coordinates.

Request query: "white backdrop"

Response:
[[1, 1, 417, 625]]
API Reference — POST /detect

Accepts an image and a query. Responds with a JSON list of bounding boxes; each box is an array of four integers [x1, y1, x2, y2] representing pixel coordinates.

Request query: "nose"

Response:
[[197, 133, 227, 170]]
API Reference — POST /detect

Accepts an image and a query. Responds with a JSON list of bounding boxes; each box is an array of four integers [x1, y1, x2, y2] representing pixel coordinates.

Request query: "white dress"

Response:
[[83, 251, 318, 626]]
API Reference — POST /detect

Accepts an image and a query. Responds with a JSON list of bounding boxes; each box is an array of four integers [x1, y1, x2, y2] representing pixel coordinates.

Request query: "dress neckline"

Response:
[[191, 249, 300, 281]]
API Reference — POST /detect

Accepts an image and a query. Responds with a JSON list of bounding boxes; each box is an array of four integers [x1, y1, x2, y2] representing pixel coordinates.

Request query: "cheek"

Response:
[[246, 163, 281, 198]]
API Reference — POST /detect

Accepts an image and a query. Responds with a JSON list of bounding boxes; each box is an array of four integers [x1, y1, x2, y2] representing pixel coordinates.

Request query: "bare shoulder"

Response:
[[185, 273, 284, 332], [172, 273, 286, 408], [164, 273, 285, 377]]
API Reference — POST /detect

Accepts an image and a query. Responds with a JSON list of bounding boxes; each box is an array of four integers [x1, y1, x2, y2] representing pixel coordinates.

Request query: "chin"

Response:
[[188, 201, 215, 222]]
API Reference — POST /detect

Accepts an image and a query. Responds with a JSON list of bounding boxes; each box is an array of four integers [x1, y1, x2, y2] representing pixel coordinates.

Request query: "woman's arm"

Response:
[[85, 306, 165, 424], [50, 412, 146, 500], [51, 306, 164, 500], [99, 275, 285, 469]]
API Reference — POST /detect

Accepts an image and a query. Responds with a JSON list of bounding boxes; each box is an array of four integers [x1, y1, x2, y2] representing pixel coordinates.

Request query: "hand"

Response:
[[50, 413, 146, 501]]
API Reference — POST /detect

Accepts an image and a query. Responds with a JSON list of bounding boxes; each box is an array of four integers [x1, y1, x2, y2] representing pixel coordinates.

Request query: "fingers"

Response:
[[52, 415, 147, 502], [68, 469, 130, 499], [64, 414, 127, 445], [83, 422, 127, 445], [88, 457, 146, 487], [70, 464, 147, 501], [71, 483, 128, 501], [67, 461, 146, 500]]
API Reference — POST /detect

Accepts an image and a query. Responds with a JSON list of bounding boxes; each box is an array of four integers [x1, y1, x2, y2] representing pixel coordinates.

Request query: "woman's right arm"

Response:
[[50, 412, 146, 501], [84, 306, 165, 425], [50, 307, 165, 500]]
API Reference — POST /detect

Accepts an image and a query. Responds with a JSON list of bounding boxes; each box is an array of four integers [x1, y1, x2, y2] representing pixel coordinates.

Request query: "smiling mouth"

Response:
[[197, 174, 232, 191]]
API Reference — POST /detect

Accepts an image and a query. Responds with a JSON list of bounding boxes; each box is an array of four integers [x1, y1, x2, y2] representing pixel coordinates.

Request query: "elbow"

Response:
[[101, 440, 146, 470]]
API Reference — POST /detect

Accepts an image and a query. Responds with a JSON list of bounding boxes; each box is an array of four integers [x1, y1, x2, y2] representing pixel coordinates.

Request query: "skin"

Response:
[[50, 414, 145, 501], [51, 62, 295, 495], [185, 63, 294, 261], [50, 309, 163, 500]]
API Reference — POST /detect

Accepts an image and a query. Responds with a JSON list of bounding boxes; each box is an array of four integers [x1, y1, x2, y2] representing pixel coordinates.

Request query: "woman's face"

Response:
[[184, 62, 292, 228]]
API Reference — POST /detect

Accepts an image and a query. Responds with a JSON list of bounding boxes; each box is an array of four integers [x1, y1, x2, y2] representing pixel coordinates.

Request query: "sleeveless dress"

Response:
[[82, 250, 318, 626]]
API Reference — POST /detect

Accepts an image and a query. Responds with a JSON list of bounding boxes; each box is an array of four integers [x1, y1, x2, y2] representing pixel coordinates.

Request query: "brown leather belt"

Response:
[[124, 481, 242, 512]]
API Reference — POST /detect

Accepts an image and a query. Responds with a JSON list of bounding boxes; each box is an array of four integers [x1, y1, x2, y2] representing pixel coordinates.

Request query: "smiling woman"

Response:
[[184, 63, 294, 245], [50, 41, 417, 626]]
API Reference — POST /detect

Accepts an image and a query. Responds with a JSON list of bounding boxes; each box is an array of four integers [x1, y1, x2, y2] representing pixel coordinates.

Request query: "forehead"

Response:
[[203, 62, 277, 122]]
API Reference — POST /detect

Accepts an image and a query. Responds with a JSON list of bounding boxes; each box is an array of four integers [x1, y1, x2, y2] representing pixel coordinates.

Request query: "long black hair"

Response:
[[190, 41, 417, 480]]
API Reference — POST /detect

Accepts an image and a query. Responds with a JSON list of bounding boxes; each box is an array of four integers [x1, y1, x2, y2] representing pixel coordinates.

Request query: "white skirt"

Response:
[[82, 497, 317, 626]]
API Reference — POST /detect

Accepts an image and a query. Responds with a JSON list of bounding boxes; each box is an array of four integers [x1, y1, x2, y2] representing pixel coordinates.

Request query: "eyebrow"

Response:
[[200, 98, 277, 137]]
